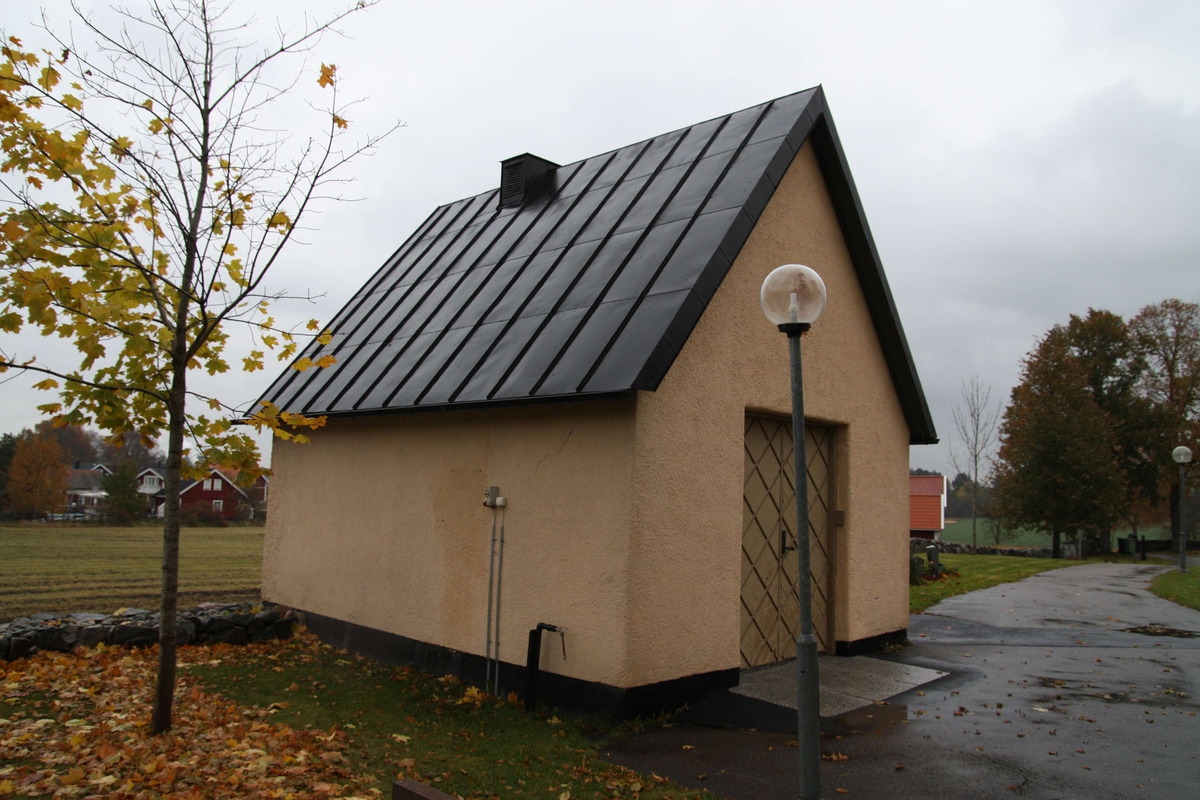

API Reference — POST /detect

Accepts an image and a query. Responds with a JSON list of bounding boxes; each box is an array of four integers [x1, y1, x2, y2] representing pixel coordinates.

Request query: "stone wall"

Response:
[[0, 602, 296, 662], [910, 538, 1054, 558], [911, 537, 1199, 559]]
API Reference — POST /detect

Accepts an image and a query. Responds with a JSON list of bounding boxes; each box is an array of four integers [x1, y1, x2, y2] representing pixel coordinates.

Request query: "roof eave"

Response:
[[636, 88, 938, 444], [286, 389, 638, 424]]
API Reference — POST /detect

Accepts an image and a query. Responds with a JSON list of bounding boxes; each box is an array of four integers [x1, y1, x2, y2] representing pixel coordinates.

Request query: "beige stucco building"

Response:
[[259, 87, 937, 716]]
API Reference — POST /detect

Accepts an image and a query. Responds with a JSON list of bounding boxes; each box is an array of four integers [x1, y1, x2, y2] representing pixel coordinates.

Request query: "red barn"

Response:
[[910, 474, 947, 541], [152, 467, 248, 520]]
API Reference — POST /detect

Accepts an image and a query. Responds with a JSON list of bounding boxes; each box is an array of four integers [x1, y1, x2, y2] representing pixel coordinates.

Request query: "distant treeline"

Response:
[[0, 423, 164, 518]]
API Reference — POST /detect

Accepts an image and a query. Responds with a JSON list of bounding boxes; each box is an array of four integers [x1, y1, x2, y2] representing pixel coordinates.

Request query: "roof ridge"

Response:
[[426, 86, 825, 212]]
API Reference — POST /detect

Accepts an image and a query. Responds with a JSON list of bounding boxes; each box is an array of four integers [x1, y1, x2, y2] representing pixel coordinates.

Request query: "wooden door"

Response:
[[741, 416, 836, 667]]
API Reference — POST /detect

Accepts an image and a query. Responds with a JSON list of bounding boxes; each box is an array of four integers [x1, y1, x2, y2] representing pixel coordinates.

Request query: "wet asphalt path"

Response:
[[604, 562, 1200, 799]]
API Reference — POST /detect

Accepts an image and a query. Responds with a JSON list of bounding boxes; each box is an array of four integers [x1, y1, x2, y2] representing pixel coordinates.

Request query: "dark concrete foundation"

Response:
[[302, 610, 738, 719], [834, 627, 907, 656]]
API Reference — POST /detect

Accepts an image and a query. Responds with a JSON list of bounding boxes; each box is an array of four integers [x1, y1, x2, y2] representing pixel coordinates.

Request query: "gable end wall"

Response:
[[626, 141, 911, 686]]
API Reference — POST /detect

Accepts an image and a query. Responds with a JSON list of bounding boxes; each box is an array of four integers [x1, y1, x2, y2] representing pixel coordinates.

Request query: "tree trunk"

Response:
[[151, 368, 186, 733], [1052, 530, 1061, 559]]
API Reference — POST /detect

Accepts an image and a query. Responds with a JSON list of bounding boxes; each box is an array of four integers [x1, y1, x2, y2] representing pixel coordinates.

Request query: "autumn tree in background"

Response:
[[1063, 309, 1172, 551], [98, 430, 165, 471], [5, 432, 68, 516], [32, 419, 98, 465], [950, 376, 1000, 553], [1129, 300, 1200, 549], [0, 0, 395, 732], [993, 327, 1124, 558]]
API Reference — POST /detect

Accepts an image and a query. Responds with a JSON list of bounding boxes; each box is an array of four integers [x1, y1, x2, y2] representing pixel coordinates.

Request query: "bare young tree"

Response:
[[951, 376, 1001, 554], [0, 1, 397, 731]]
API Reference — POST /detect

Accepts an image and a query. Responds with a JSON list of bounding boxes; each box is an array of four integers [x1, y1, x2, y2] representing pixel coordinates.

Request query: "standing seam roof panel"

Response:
[[253, 87, 939, 444]]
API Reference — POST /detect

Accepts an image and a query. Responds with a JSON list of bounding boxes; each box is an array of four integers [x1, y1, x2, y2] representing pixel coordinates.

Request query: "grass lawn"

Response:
[[194, 633, 699, 799], [909, 553, 1107, 613], [0, 524, 263, 621], [0, 632, 702, 799], [1150, 567, 1200, 613], [939, 519, 1046, 547]]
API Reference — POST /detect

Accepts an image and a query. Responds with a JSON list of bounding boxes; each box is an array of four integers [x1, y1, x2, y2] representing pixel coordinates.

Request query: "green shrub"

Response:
[[909, 553, 928, 585], [180, 507, 228, 527]]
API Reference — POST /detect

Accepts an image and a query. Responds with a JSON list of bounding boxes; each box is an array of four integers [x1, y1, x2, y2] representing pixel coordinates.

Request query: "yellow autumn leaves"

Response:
[[0, 636, 377, 798]]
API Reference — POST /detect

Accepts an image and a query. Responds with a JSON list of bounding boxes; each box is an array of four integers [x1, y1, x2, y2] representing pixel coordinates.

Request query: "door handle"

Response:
[[781, 528, 796, 555]]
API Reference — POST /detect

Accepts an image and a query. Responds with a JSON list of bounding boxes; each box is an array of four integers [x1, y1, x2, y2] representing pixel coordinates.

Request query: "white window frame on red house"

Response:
[[213, 499, 223, 512]]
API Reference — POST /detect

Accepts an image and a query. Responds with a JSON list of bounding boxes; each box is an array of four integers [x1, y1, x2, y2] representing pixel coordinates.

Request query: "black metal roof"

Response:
[[258, 87, 937, 444]]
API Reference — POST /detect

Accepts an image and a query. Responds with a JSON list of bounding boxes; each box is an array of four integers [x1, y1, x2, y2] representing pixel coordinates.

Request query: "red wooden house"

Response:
[[151, 467, 248, 520], [910, 474, 948, 541]]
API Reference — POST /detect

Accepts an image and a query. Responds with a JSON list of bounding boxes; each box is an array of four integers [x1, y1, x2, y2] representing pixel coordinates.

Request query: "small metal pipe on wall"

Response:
[[482, 486, 507, 695]]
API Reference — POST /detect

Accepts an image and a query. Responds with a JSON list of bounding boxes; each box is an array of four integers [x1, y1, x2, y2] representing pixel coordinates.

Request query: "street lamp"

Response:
[[1173, 446, 1192, 573], [760, 263, 826, 800]]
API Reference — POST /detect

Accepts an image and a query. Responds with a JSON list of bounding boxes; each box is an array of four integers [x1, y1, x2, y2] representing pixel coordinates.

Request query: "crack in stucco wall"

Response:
[[525, 411, 589, 484]]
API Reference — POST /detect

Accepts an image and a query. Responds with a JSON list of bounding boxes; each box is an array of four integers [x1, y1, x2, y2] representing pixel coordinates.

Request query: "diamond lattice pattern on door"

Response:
[[741, 416, 834, 667]]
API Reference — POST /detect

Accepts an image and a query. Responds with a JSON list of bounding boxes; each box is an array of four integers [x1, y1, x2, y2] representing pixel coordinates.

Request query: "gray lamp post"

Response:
[[760, 263, 827, 800], [1174, 446, 1192, 573]]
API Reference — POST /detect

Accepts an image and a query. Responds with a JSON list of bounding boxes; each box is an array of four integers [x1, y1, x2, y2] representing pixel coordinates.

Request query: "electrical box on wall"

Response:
[[483, 486, 500, 507]]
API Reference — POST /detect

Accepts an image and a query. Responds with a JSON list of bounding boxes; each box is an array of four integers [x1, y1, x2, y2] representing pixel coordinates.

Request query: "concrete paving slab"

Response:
[[819, 654, 947, 689], [731, 656, 947, 717]]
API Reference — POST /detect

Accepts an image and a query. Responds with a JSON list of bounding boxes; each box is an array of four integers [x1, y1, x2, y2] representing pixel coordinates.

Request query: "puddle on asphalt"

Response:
[[822, 701, 909, 736], [1123, 624, 1198, 638]]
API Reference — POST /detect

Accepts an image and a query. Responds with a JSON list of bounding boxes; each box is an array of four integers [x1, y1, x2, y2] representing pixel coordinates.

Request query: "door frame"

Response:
[[741, 412, 838, 664]]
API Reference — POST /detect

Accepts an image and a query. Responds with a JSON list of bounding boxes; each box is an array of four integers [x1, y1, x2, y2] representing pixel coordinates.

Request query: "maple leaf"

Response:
[[267, 210, 292, 231], [318, 63, 337, 88]]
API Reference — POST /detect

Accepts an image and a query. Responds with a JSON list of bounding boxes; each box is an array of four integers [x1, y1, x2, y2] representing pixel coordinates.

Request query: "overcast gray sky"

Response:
[[2, 0, 1198, 474]]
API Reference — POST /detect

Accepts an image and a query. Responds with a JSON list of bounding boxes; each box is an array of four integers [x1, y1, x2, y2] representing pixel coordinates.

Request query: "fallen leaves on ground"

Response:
[[0, 641, 379, 798]]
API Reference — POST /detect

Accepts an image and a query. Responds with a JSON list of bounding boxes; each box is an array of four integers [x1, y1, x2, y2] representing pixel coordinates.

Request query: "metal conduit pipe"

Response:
[[481, 487, 507, 695], [484, 507, 498, 690], [493, 505, 507, 695]]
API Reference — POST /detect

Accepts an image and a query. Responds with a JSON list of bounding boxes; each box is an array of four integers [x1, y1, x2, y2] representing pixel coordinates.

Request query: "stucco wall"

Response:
[[263, 401, 638, 687], [625, 141, 911, 686], [265, 141, 912, 694]]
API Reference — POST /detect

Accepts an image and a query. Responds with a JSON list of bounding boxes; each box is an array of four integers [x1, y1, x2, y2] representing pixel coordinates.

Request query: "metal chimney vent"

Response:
[[499, 153, 560, 209]]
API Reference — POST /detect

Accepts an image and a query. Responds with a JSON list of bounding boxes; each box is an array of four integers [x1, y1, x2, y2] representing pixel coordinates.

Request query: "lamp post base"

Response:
[[797, 634, 822, 799]]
